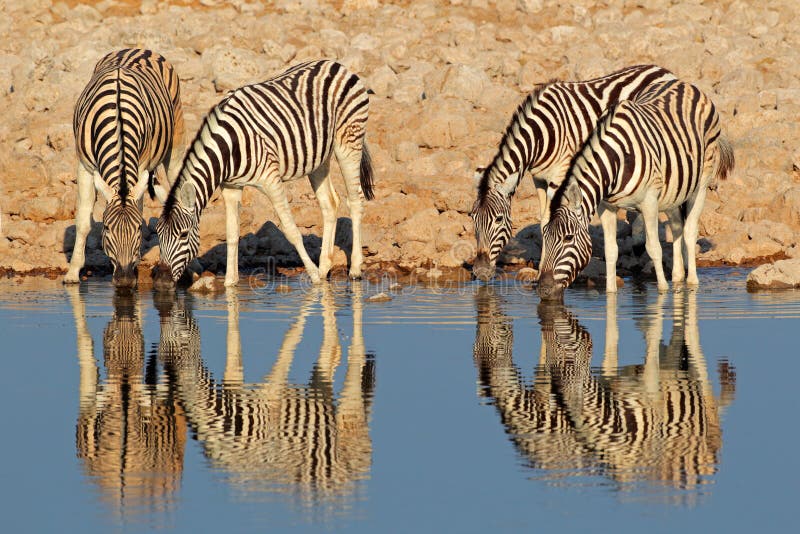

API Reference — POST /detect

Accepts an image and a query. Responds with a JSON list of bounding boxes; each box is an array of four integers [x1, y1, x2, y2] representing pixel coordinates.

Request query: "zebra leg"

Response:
[[640, 194, 669, 292], [221, 186, 242, 287], [666, 207, 686, 284], [65, 164, 97, 283], [334, 144, 365, 279], [309, 160, 339, 279], [642, 291, 666, 394], [683, 187, 708, 287], [599, 205, 619, 293], [262, 181, 322, 284], [224, 290, 243, 384], [602, 291, 619, 373]]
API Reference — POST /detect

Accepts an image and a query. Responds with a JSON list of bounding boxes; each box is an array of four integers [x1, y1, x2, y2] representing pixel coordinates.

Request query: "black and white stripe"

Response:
[[471, 65, 675, 280], [68, 287, 186, 515], [159, 288, 374, 501], [538, 79, 735, 299], [475, 288, 734, 492], [67, 48, 184, 288], [156, 60, 374, 287]]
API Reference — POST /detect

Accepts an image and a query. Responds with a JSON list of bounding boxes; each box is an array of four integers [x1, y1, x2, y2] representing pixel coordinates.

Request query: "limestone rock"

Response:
[[747, 259, 800, 290]]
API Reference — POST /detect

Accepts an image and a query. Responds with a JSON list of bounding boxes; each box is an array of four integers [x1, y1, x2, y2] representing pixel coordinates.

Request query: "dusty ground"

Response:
[[1, 0, 798, 285]]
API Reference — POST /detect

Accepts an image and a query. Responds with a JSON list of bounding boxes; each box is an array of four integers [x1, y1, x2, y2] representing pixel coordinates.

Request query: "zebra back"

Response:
[[164, 59, 371, 220], [476, 64, 676, 206], [74, 48, 183, 203]]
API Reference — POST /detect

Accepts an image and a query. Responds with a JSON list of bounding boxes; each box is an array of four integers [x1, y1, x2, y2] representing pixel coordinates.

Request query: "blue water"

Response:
[[0, 269, 797, 533]]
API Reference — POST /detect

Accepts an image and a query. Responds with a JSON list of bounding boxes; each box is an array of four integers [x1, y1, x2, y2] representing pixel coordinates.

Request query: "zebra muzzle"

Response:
[[537, 271, 564, 301], [152, 262, 177, 291]]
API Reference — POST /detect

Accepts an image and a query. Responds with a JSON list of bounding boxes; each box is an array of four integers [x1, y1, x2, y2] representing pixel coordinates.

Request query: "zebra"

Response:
[[474, 287, 736, 494], [66, 49, 184, 288], [537, 79, 735, 300], [470, 64, 676, 281], [159, 285, 375, 503], [67, 286, 186, 517], [154, 60, 374, 289]]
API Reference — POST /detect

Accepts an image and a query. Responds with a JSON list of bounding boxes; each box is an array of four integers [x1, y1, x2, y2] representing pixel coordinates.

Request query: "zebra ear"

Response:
[[178, 181, 195, 211], [93, 175, 114, 202], [564, 181, 583, 215], [472, 167, 485, 189], [130, 171, 150, 202], [497, 172, 519, 198]]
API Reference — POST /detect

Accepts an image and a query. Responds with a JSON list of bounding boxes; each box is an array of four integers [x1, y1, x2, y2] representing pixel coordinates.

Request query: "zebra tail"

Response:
[[716, 136, 735, 182], [147, 171, 156, 200], [360, 142, 375, 201]]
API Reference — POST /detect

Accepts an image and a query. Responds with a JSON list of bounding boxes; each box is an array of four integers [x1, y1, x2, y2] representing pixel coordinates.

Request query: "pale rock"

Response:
[[203, 45, 269, 92], [747, 259, 800, 290], [396, 208, 440, 245], [368, 65, 398, 98], [416, 97, 470, 149]]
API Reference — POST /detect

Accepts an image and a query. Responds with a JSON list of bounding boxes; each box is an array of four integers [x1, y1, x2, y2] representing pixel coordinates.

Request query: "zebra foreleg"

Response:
[[599, 205, 619, 294], [222, 186, 242, 287], [640, 194, 669, 292], [262, 181, 321, 284], [309, 161, 339, 280], [65, 165, 97, 284]]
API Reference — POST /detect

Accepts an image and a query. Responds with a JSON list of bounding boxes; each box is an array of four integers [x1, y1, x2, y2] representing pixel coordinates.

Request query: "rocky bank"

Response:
[[0, 0, 798, 284]]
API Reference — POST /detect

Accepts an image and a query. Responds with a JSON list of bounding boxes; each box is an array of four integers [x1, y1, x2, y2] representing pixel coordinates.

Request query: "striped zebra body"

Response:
[[538, 79, 735, 299], [159, 287, 374, 502], [155, 60, 374, 288], [67, 48, 184, 287], [470, 65, 675, 280]]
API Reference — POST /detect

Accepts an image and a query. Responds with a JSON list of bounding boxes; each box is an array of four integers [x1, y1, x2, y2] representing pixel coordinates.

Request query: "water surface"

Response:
[[0, 270, 797, 532]]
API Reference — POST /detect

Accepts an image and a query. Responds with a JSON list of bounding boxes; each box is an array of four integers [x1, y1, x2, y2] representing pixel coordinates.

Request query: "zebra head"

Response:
[[537, 203, 592, 301], [102, 196, 144, 289], [471, 170, 518, 281], [155, 182, 199, 288]]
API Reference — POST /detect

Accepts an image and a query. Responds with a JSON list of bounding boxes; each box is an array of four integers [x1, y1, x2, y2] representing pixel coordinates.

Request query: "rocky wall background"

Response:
[[0, 0, 798, 281]]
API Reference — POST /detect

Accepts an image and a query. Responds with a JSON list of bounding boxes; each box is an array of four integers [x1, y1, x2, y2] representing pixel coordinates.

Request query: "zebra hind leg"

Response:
[[309, 160, 339, 280], [682, 187, 708, 287], [334, 142, 367, 279], [261, 178, 321, 284], [666, 206, 686, 284], [65, 164, 97, 284]]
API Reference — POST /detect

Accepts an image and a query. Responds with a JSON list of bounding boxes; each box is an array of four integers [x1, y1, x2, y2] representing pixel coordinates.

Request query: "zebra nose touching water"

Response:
[[153, 60, 374, 289], [469, 65, 676, 282], [65, 48, 184, 289], [536, 79, 734, 300]]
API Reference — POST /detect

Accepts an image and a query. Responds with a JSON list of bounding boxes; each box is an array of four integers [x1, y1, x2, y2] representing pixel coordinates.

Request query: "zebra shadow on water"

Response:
[[67, 285, 186, 521], [195, 217, 355, 277], [473, 286, 736, 504], [156, 283, 376, 509]]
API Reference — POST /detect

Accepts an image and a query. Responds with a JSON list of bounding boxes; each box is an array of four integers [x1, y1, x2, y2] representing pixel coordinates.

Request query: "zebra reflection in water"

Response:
[[158, 285, 375, 505], [68, 286, 186, 519], [473, 287, 736, 500]]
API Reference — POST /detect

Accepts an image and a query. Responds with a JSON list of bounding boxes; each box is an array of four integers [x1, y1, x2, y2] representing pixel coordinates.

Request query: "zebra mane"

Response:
[[163, 101, 224, 219], [548, 100, 620, 218], [476, 81, 557, 204]]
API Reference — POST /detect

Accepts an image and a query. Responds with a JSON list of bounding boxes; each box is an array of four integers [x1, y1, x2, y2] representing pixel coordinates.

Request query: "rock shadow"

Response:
[[194, 217, 355, 276]]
